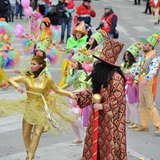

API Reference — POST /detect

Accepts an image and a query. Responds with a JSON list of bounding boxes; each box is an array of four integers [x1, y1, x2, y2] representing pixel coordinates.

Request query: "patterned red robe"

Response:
[[76, 72, 127, 160]]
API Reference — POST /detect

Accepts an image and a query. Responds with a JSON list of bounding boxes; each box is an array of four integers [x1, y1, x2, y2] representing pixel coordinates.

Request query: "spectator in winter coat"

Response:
[[0, 0, 11, 22], [15, 0, 23, 20], [96, 6, 118, 38], [74, 0, 96, 41], [45, 3, 59, 25], [56, 0, 73, 44]]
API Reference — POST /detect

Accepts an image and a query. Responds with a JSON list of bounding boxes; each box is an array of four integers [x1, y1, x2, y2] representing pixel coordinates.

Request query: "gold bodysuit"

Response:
[[0, 70, 76, 135]]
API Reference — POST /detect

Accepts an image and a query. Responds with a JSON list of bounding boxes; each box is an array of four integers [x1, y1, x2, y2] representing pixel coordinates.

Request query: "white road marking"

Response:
[[130, 37, 137, 42], [0, 115, 22, 134], [134, 26, 150, 32]]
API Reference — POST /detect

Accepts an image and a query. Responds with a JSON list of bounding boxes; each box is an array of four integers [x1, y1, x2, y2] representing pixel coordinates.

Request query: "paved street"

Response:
[[0, 0, 160, 159]]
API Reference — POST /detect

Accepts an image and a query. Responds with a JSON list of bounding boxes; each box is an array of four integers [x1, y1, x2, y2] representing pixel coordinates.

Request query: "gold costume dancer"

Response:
[[131, 34, 160, 135], [0, 56, 75, 160]]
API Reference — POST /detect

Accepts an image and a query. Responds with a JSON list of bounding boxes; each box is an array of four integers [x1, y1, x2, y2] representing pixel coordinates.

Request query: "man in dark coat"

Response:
[[0, 0, 11, 22]]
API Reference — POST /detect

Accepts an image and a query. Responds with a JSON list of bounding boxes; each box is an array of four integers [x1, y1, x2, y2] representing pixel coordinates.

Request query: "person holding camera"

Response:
[[96, 6, 118, 38]]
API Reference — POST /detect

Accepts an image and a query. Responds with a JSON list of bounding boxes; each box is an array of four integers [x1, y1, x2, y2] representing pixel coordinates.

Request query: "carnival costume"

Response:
[[0, 65, 76, 159], [0, 18, 21, 88], [23, 17, 60, 64], [61, 51, 90, 142], [20, 42, 52, 76], [121, 42, 142, 128], [62, 29, 106, 77], [131, 33, 160, 135], [80, 29, 107, 74], [59, 21, 88, 87], [121, 44, 140, 103], [30, 11, 43, 39], [75, 37, 127, 160], [66, 21, 88, 52]]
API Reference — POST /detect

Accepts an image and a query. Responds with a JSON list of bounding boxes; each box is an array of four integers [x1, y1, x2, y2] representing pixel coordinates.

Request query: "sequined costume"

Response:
[[61, 67, 88, 93], [1, 69, 76, 131], [0, 69, 76, 159], [61, 66, 91, 127]]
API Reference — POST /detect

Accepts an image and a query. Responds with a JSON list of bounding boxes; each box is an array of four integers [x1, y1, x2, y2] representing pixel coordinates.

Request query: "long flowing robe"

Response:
[[76, 72, 127, 160]]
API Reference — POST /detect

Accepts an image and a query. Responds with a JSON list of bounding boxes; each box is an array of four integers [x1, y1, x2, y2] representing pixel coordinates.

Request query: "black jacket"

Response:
[[56, 1, 67, 18], [45, 5, 59, 25]]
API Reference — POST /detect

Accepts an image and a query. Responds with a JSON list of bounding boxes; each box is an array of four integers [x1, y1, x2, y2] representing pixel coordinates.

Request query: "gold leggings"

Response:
[[22, 119, 44, 159], [0, 68, 8, 85]]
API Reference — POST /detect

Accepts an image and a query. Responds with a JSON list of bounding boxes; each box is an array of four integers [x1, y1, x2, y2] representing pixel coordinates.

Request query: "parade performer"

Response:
[[80, 29, 107, 73], [63, 21, 88, 54], [131, 33, 160, 135], [66, 21, 88, 52], [55, 21, 88, 54], [121, 42, 142, 129], [23, 17, 60, 64], [20, 42, 52, 75], [60, 30, 106, 128], [38, 17, 59, 44], [58, 21, 88, 87], [61, 51, 90, 144], [83, 29, 107, 56], [30, 11, 43, 39], [34, 42, 51, 74], [0, 18, 21, 89], [0, 56, 76, 160], [72, 37, 127, 160], [58, 59, 71, 87]]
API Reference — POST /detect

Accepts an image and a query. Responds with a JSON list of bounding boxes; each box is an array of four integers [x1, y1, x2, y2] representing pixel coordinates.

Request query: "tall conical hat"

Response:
[[72, 21, 88, 36], [93, 37, 124, 68]]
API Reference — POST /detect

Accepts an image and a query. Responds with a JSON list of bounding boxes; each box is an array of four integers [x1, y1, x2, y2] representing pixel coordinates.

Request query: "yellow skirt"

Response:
[[0, 93, 77, 135]]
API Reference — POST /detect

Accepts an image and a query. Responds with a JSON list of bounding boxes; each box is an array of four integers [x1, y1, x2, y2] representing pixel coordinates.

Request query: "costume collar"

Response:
[[145, 50, 155, 59]]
